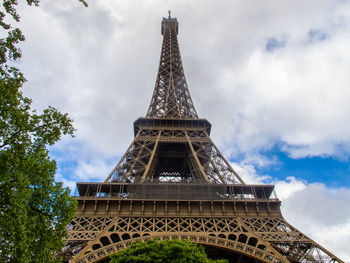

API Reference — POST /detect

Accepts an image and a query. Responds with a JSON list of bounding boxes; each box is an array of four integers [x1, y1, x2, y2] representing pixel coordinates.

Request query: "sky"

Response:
[[16, 0, 350, 261]]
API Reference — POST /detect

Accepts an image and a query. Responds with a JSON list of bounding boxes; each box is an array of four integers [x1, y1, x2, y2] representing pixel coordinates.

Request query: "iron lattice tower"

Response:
[[61, 14, 344, 263]]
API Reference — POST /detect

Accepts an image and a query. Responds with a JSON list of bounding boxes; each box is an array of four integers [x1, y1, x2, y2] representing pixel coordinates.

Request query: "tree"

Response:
[[0, 1, 86, 262], [110, 239, 228, 263]]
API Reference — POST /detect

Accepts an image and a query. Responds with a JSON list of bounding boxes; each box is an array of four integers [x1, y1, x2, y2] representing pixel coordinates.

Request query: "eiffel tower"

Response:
[[61, 13, 344, 263]]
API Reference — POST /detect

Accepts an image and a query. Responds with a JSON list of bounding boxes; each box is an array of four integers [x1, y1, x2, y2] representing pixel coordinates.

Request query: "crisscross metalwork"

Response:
[[146, 16, 197, 119], [62, 14, 344, 263]]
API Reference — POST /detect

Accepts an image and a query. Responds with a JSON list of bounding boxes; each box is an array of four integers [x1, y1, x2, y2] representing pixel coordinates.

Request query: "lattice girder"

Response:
[[64, 14, 344, 263], [67, 217, 115, 241], [242, 218, 342, 263], [146, 16, 198, 119], [69, 216, 288, 263], [66, 214, 343, 263], [105, 127, 244, 184], [72, 235, 286, 263]]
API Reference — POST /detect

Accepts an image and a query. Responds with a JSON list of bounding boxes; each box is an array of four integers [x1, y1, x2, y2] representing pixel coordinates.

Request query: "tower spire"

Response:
[[146, 14, 198, 119]]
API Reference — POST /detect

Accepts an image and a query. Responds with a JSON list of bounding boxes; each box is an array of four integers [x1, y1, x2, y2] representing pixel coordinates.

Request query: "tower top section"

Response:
[[147, 14, 198, 119], [161, 11, 178, 35]]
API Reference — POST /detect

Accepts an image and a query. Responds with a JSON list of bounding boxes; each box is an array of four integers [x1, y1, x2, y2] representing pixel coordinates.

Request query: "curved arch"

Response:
[[72, 234, 286, 263]]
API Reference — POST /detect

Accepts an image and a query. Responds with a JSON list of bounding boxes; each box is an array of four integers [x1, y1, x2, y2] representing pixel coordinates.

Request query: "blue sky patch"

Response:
[[255, 148, 350, 188], [308, 29, 328, 42], [265, 37, 286, 51]]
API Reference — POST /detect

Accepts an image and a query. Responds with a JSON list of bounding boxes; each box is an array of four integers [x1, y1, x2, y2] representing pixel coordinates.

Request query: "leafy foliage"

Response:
[[0, 72, 77, 262], [0, 0, 86, 262], [110, 239, 228, 263]]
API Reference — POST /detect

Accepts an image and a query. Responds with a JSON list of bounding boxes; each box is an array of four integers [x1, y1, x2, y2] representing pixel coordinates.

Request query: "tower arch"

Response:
[[74, 234, 283, 263]]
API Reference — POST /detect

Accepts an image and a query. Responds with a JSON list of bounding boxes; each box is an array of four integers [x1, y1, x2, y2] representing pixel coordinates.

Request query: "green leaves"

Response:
[[110, 239, 228, 263], [78, 0, 88, 7], [0, 75, 75, 151], [0, 0, 86, 262], [0, 125, 77, 262]]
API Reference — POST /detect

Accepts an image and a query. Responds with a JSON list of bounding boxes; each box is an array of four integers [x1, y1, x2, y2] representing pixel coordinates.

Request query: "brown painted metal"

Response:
[[146, 15, 197, 119], [61, 14, 344, 263]]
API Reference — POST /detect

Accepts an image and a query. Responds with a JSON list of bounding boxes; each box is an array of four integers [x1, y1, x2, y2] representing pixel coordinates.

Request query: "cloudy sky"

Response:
[[17, 0, 350, 261]]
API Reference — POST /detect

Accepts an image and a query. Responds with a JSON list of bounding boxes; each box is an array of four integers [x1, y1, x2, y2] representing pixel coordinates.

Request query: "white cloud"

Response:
[[312, 220, 350, 262], [230, 162, 350, 261], [232, 163, 350, 262], [51, 139, 118, 188], [281, 183, 350, 262], [14, 1, 350, 260], [230, 161, 271, 184], [274, 176, 306, 200], [17, 0, 350, 161], [228, 31, 350, 158], [73, 158, 113, 181]]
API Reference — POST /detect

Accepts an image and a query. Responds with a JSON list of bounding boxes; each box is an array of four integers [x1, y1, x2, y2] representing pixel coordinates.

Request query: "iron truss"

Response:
[[146, 16, 198, 119], [104, 128, 244, 184], [63, 14, 344, 263], [63, 215, 341, 263]]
